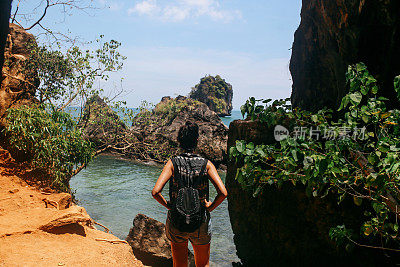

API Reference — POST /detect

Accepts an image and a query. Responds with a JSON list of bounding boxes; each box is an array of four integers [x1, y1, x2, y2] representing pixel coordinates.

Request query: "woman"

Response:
[[152, 121, 228, 267]]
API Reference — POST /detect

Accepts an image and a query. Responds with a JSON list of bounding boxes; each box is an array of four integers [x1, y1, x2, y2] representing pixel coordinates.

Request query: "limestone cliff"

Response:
[[226, 120, 400, 266], [290, 0, 400, 111], [0, 23, 38, 123], [189, 75, 233, 117], [132, 95, 228, 166], [79, 95, 127, 147]]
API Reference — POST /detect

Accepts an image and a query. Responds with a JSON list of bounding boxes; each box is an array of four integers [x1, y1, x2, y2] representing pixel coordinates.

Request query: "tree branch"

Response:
[[25, 0, 50, 31]]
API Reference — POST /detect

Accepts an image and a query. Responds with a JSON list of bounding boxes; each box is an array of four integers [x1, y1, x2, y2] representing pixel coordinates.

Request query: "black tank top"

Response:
[[169, 153, 209, 204]]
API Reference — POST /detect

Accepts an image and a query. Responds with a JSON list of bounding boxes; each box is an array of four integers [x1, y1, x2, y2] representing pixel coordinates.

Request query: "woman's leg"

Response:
[[171, 241, 189, 267], [192, 243, 210, 267]]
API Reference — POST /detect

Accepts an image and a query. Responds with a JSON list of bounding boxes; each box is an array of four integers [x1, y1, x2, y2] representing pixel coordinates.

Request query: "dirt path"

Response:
[[0, 148, 143, 266]]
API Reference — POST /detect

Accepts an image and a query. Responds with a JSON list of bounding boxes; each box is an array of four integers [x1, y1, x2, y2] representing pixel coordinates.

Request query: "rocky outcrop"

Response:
[[0, 23, 38, 122], [126, 214, 194, 267], [290, 0, 400, 111], [132, 95, 228, 167], [226, 119, 399, 266], [0, 0, 12, 71], [79, 95, 127, 147], [189, 75, 233, 117]]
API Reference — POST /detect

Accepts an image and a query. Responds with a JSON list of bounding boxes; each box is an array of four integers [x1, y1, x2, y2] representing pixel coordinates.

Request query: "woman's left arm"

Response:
[[152, 159, 173, 210]]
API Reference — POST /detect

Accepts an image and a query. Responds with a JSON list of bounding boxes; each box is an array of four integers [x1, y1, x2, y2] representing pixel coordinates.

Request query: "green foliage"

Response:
[[153, 98, 203, 124], [240, 97, 292, 123], [131, 97, 206, 162], [5, 105, 95, 191], [5, 36, 127, 191], [230, 63, 400, 250], [25, 37, 126, 107], [329, 225, 355, 252], [189, 75, 232, 114]]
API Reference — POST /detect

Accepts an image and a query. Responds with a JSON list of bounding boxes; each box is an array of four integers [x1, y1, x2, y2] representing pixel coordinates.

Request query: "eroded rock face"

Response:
[[189, 75, 233, 117], [126, 214, 194, 267], [290, 0, 400, 111], [0, 23, 38, 123], [226, 120, 399, 266], [132, 95, 228, 166]]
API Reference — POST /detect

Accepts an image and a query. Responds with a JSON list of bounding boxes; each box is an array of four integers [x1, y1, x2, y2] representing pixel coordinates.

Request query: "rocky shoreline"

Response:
[[81, 94, 229, 169]]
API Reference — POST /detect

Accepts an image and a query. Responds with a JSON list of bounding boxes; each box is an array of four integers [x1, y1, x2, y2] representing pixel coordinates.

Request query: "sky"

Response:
[[12, 0, 302, 109]]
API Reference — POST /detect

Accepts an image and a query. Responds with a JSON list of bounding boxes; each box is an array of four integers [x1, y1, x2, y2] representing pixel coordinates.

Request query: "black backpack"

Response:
[[170, 154, 208, 233]]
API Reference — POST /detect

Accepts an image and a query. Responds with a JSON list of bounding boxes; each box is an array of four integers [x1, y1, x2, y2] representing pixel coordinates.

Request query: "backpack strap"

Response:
[[171, 157, 178, 178], [200, 158, 208, 176]]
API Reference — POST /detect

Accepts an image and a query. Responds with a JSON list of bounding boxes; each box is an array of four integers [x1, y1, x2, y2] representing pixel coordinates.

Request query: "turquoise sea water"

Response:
[[70, 110, 243, 266]]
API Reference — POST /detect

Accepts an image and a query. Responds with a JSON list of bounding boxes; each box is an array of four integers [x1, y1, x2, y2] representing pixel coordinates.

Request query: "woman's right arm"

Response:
[[205, 161, 228, 212]]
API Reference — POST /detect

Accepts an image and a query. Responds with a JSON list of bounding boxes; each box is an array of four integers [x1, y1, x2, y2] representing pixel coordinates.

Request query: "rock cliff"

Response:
[[79, 95, 127, 147], [290, 0, 400, 111], [0, 24, 39, 161], [132, 95, 228, 166], [189, 75, 233, 117], [0, 23, 38, 123], [226, 120, 400, 266]]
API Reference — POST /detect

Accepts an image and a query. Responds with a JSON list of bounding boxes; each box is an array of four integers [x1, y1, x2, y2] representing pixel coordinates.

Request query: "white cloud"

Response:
[[127, 0, 242, 22], [163, 6, 190, 21], [128, 0, 158, 16], [116, 46, 292, 108]]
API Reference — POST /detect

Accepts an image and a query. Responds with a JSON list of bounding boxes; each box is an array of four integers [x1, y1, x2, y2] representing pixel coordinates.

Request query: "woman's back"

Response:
[[169, 153, 209, 205]]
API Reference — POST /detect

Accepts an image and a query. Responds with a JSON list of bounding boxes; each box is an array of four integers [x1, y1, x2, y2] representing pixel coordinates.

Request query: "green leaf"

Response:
[[349, 92, 362, 104], [311, 115, 318, 123], [235, 169, 244, 185], [236, 141, 245, 153], [360, 85, 368, 95], [291, 149, 298, 161], [246, 142, 255, 150], [371, 85, 379, 94], [394, 75, 400, 101], [255, 146, 266, 157]]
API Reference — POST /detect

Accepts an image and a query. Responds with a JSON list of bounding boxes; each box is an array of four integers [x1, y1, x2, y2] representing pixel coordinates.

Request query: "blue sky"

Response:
[[13, 0, 302, 109]]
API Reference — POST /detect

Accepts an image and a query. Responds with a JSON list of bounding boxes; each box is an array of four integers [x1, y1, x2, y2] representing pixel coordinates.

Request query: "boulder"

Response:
[[290, 0, 400, 112], [38, 205, 92, 236], [189, 75, 233, 117], [126, 214, 195, 267], [132, 95, 228, 167]]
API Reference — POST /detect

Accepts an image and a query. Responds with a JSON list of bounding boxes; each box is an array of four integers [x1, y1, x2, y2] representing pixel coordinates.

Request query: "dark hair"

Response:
[[177, 121, 199, 151]]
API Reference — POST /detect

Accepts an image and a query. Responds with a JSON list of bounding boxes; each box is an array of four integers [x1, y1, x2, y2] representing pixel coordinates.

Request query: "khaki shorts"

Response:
[[165, 211, 212, 245]]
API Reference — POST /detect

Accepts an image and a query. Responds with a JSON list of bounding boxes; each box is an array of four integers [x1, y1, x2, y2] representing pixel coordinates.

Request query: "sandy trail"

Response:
[[0, 148, 143, 266]]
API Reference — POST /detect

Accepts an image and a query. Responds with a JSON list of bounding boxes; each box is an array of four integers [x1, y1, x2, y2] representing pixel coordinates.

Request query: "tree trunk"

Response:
[[0, 0, 12, 72]]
